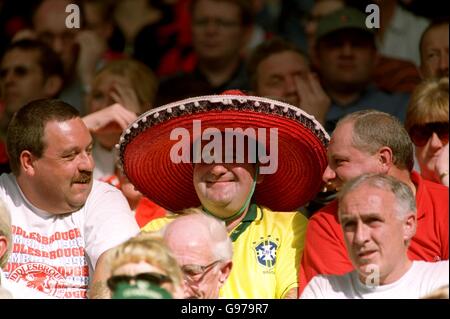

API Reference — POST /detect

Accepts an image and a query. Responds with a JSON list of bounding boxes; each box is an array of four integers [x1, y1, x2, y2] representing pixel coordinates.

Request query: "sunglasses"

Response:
[[107, 272, 172, 292], [408, 122, 449, 147]]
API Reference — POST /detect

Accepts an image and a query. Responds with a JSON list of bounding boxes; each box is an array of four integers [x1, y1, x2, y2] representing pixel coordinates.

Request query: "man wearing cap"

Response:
[[312, 6, 410, 133], [119, 91, 329, 298], [299, 110, 449, 295]]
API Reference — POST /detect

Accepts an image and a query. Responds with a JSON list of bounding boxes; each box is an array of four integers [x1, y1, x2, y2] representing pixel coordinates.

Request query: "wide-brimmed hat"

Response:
[[118, 91, 329, 212]]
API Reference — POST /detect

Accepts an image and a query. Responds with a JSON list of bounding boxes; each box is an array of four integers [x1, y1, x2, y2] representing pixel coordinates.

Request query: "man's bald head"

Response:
[[163, 211, 232, 262]]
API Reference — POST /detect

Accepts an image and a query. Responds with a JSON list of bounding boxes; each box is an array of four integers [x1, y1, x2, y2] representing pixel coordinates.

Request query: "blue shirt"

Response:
[[325, 85, 410, 133]]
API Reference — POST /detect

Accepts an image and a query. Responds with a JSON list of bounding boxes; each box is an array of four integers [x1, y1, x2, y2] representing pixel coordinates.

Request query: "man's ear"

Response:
[[19, 150, 37, 177], [0, 236, 8, 262], [403, 213, 417, 242], [218, 261, 232, 288], [43, 75, 64, 98], [377, 146, 394, 173]]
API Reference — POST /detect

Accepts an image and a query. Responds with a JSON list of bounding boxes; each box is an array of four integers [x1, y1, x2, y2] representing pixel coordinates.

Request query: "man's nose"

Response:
[[322, 165, 336, 183], [439, 52, 449, 74], [354, 223, 370, 246], [339, 42, 355, 57], [78, 151, 95, 171]]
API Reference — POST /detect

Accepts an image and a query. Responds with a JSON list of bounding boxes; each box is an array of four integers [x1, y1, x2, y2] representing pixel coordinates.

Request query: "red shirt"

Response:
[[299, 171, 449, 295]]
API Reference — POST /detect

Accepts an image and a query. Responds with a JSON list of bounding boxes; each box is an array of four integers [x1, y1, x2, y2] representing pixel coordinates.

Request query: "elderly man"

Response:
[[0, 99, 139, 298], [301, 174, 449, 298], [419, 19, 449, 79], [160, 210, 233, 299], [299, 110, 449, 294], [120, 90, 329, 298]]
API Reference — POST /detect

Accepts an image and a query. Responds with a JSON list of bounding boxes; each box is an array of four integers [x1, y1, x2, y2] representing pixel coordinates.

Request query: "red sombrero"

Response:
[[118, 92, 329, 212]]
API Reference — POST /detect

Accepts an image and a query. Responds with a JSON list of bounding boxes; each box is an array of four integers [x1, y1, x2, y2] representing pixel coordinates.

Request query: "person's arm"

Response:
[[83, 183, 140, 298], [75, 30, 107, 90], [82, 103, 137, 134], [294, 72, 330, 126], [298, 204, 353, 295], [88, 249, 114, 299]]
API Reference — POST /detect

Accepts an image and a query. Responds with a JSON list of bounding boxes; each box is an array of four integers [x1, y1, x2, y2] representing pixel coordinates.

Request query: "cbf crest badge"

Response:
[[253, 236, 279, 269]]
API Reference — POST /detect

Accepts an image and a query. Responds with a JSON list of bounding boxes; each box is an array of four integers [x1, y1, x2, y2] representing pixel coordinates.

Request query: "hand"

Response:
[[294, 72, 330, 126], [75, 30, 107, 87], [11, 29, 37, 42], [82, 103, 138, 134], [109, 79, 143, 115], [435, 143, 449, 186]]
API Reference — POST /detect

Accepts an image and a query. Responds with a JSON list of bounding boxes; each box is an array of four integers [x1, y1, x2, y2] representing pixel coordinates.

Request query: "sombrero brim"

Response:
[[119, 95, 329, 212]]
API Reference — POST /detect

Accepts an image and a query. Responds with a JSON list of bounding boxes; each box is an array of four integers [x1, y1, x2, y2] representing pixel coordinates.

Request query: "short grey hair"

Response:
[[337, 173, 416, 221], [337, 110, 414, 171]]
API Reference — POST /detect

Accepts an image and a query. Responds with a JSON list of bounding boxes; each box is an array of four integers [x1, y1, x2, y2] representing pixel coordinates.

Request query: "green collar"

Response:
[[202, 166, 259, 223], [229, 203, 259, 242]]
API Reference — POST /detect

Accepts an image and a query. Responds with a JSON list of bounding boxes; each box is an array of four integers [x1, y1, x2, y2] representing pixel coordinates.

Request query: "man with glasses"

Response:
[[160, 210, 233, 299], [299, 110, 449, 294], [156, 0, 252, 105]]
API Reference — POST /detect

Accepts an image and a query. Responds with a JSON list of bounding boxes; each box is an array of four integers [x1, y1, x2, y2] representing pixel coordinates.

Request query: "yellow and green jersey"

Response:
[[141, 204, 308, 299]]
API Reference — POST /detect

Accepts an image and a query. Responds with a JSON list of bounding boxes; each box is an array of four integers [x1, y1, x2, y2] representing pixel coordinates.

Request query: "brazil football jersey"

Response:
[[141, 204, 308, 298]]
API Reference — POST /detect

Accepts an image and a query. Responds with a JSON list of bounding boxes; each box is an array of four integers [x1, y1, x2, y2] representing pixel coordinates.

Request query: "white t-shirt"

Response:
[[1, 269, 54, 299], [0, 173, 140, 299], [301, 260, 449, 299], [92, 142, 116, 181]]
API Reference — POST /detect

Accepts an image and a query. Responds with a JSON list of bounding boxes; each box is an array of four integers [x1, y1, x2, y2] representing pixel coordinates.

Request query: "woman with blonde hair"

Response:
[[83, 58, 158, 180], [105, 232, 184, 299], [405, 77, 449, 186]]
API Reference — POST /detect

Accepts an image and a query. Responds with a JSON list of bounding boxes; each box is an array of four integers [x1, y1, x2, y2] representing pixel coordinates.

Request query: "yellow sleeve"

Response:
[[275, 212, 308, 298], [140, 215, 176, 232]]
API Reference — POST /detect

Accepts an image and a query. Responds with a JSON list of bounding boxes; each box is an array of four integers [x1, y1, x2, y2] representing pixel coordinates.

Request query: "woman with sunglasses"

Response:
[[406, 77, 449, 187], [104, 232, 185, 299]]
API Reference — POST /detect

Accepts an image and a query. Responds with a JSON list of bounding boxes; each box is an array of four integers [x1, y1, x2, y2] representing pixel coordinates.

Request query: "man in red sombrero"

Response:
[[118, 90, 329, 298]]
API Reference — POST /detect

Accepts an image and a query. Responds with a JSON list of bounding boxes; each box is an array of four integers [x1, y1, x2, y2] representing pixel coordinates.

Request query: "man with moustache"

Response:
[[0, 99, 139, 298]]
